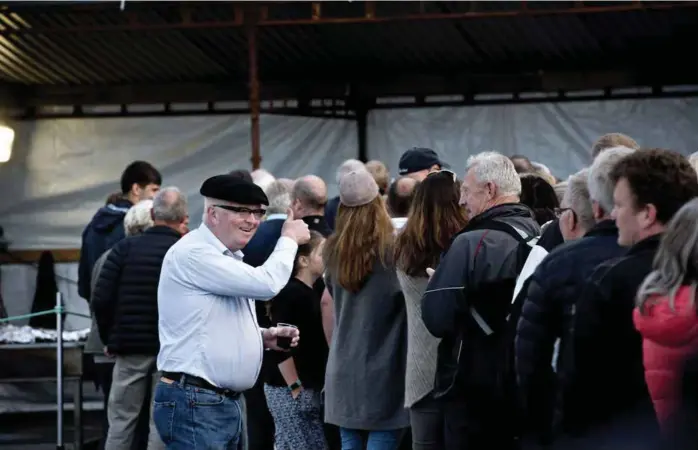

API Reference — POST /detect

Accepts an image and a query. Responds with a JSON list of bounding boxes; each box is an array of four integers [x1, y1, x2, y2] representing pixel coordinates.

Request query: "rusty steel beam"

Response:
[[1, 1, 696, 34], [11, 67, 698, 108], [247, 21, 262, 170]]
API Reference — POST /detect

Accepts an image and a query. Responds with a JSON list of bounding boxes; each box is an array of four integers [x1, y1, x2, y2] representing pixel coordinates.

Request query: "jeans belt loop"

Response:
[[179, 374, 187, 387]]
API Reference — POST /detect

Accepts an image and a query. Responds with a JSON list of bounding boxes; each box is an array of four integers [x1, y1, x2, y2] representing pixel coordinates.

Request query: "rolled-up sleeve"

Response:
[[183, 236, 298, 300], [421, 234, 473, 338]]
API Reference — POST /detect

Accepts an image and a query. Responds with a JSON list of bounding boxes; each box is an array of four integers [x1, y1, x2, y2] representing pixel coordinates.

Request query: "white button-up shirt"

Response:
[[156, 223, 297, 391]]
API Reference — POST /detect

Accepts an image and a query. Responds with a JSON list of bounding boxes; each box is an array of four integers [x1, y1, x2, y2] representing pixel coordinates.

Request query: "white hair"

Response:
[[336, 159, 365, 184], [563, 168, 595, 232], [532, 162, 551, 175], [588, 145, 636, 214], [265, 179, 292, 215], [152, 186, 187, 222], [251, 169, 275, 193], [124, 199, 154, 236], [688, 151, 698, 175], [466, 151, 521, 197]]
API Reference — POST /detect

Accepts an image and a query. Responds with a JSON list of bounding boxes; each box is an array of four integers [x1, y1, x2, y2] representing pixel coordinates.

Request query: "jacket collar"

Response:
[[145, 225, 181, 238], [585, 219, 618, 238], [627, 233, 662, 256], [464, 203, 535, 232]]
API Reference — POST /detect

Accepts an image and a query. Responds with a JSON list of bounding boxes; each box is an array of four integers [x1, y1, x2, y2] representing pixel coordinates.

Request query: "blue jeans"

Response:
[[152, 378, 243, 450], [339, 428, 402, 450]]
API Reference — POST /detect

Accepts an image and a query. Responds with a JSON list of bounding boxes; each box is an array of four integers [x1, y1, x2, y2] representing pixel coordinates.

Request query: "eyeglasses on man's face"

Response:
[[214, 204, 266, 220], [554, 207, 577, 220]]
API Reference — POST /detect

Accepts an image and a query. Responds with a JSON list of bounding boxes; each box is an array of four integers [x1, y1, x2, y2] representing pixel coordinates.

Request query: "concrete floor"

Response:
[[0, 410, 103, 449]]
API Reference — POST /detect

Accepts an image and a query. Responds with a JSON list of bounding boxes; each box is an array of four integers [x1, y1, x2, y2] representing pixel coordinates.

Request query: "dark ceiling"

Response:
[[0, 1, 696, 114]]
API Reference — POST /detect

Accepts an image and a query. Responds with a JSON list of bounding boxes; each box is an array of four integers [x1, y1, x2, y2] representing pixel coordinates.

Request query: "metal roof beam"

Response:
[[1, 1, 696, 35], [11, 67, 697, 109]]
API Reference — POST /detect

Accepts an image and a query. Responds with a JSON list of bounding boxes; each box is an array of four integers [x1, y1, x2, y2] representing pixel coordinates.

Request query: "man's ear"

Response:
[[591, 201, 605, 221], [640, 203, 658, 229], [485, 181, 497, 200]]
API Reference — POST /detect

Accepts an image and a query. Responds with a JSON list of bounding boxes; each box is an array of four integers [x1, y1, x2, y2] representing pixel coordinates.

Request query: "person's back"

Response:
[[78, 161, 162, 300], [94, 225, 182, 355], [78, 198, 131, 300]]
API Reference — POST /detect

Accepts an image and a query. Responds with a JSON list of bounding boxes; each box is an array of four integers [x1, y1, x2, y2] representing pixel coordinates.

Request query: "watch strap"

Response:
[[288, 380, 302, 391]]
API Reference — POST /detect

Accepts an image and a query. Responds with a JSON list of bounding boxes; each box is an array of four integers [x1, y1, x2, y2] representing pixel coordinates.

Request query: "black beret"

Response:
[[200, 174, 269, 206]]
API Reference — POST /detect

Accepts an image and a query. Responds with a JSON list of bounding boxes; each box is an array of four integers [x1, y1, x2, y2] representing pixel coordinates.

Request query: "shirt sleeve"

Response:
[[183, 236, 298, 300]]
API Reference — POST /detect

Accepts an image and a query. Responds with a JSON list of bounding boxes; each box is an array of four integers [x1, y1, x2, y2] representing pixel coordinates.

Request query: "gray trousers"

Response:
[[105, 354, 165, 450]]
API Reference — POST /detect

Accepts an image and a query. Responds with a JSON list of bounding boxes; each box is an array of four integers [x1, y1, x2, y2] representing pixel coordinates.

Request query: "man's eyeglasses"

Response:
[[554, 207, 577, 220], [214, 205, 266, 220], [427, 169, 457, 182]]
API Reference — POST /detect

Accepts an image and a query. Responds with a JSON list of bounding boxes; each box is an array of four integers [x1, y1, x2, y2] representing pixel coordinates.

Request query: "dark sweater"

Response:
[[265, 278, 329, 390]]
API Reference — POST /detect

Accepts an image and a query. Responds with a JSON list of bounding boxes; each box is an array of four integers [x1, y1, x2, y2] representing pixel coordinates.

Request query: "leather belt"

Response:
[[162, 371, 240, 398]]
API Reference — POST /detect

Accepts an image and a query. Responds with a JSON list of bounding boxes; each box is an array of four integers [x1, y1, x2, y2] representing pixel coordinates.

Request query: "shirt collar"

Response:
[[198, 223, 244, 260], [266, 213, 288, 221]]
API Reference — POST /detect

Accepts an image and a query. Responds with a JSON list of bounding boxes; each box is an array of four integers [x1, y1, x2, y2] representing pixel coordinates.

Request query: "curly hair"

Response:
[[610, 148, 698, 225], [323, 196, 394, 292]]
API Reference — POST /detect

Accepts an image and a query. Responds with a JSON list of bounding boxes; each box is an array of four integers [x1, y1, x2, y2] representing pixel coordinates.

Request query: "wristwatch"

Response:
[[288, 379, 302, 392]]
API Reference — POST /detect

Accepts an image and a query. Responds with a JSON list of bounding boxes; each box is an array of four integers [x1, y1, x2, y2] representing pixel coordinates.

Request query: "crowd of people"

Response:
[[79, 135, 698, 450]]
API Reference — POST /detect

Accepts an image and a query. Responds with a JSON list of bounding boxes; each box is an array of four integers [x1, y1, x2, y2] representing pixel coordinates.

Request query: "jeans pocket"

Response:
[[192, 387, 226, 406], [152, 401, 176, 444]]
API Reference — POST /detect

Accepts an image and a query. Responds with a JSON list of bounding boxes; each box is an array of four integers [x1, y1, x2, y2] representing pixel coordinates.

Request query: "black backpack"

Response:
[[433, 218, 538, 440]]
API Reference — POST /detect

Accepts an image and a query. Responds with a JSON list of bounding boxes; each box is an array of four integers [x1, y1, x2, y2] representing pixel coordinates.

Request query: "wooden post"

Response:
[[247, 20, 261, 169]]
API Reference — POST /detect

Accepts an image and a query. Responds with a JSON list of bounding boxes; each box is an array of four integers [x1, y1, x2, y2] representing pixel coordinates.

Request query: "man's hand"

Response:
[[281, 209, 310, 244], [262, 326, 300, 351]]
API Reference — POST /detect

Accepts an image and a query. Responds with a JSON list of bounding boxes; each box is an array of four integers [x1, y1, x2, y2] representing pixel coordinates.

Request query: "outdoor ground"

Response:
[[0, 410, 102, 449]]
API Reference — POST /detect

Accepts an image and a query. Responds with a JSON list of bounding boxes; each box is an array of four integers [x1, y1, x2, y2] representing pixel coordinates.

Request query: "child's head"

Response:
[[293, 230, 326, 279]]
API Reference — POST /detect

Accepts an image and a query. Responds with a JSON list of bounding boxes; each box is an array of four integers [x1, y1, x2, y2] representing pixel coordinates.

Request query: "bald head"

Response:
[[292, 175, 328, 217], [388, 176, 417, 218]]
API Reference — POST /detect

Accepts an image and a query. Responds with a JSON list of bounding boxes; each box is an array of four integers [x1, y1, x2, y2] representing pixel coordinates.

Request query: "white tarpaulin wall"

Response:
[[0, 113, 357, 412], [0, 114, 358, 250], [367, 97, 698, 179]]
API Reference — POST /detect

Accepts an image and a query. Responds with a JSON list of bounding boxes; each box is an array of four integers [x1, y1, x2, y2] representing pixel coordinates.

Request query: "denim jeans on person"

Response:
[[152, 377, 243, 450], [339, 428, 402, 450]]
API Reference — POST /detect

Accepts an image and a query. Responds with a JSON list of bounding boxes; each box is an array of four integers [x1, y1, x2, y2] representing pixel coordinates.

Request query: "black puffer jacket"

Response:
[[564, 234, 661, 447], [93, 225, 181, 355], [515, 220, 624, 441]]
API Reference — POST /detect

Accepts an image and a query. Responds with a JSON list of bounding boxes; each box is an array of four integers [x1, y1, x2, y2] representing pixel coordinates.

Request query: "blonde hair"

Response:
[[637, 198, 698, 313]]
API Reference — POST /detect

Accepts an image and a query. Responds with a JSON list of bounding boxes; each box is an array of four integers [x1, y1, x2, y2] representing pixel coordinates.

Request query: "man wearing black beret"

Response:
[[152, 174, 310, 449]]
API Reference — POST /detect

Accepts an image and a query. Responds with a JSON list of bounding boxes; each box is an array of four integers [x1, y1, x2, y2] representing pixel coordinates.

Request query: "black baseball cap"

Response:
[[398, 147, 447, 175]]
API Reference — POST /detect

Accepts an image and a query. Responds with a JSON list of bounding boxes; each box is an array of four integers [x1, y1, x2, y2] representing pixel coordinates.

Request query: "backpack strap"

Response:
[[465, 219, 537, 336]]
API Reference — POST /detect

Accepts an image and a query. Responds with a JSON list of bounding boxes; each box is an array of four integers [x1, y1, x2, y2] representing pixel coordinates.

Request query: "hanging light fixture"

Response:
[[0, 124, 15, 163]]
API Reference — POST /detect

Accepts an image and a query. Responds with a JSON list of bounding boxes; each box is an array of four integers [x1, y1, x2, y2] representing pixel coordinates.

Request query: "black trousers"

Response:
[[243, 376, 275, 450], [442, 397, 519, 450]]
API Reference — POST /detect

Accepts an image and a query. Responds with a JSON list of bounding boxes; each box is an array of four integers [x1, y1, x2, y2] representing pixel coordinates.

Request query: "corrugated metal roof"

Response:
[[0, 1, 694, 86]]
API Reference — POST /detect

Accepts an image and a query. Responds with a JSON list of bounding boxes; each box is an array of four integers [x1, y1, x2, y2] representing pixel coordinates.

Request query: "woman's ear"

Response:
[[297, 255, 309, 269]]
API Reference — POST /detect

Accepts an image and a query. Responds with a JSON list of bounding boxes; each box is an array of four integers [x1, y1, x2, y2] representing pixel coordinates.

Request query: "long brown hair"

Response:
[[395, 171, 469, 277], [324, 196, 394, 292]]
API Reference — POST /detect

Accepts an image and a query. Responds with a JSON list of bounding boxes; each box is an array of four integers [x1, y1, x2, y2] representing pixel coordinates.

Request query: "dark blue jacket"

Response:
[[515, 220, 624, 441], [78, 199, 132, 300], [324, 196, 340, 231]]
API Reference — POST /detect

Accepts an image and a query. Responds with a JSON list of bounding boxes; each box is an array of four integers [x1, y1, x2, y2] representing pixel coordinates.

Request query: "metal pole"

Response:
[[56, 291, 64, 450], [247, 20, 261, 170]]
